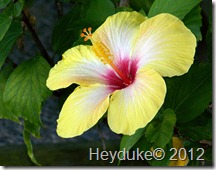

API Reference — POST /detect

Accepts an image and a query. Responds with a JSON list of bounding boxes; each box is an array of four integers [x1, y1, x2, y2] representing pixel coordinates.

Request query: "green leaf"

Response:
[[52, 0, 115, 54], [4, 0, 25, 17], [85, 0, 115, 25], [23, 130, 41, 166], [0, 0, 11, 9], [51, 4, 84, 54], [0, 63, 19, 122], [134, 135, 173, 166], [148, 0, 201, 19], [178, 110, 212, 142], [24, 120, 41, 138], [118, 128, 145, 165], [130, 0, 155, 14], [0, 13, 12, 41], [0, 20, 22, 69], [164, 63, 212, 123], [183, 5, 202, 41], [145, 109, 176, 148], [3, 56, 51, 125]]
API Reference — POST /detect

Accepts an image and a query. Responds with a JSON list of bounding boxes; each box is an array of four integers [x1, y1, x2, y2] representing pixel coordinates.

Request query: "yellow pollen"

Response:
[[80, 27, 131, 84], [81, 27, 92, 41], [92, 42, 113, 64]]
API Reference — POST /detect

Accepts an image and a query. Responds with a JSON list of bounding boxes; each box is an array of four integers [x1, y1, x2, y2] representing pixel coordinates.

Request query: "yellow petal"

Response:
[[92, 11, 146, 62], [56, 84, 112, 138], [46, 45, 111, 90], [107, 68, 166, 135], [133, 13, 196, 77], [169, 137, 189, 166]]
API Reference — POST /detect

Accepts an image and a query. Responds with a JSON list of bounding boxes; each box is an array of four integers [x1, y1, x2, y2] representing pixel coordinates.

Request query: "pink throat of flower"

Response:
[[105, 59, 138, 91]]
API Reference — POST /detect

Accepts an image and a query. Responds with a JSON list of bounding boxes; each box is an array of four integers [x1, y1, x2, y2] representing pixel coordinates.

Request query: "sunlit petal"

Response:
[[108, 68, 166, 135], [133, 13, 196, 77], [57, 84, 112, 138], [92, 11, 146, 62], [46, 45, 111, 90]]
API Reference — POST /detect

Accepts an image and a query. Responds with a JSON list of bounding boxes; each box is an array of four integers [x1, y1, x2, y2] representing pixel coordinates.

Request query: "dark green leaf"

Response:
[[0, 0, 11, 9], [130, 0, 155, 14], [52, 0, 115, 54], [51, 4, 84, 54], [183, 5, 202, 41], [0, 63, 19, 122], [64, 0, 91, 3], [4, 0, 25, 17], [203, 147, 212, 162], [118, 128, 145, 165], [148, 0, 201, 19], [3, 56, 51, 125], [24, 120, 41, 138], [134, 135, 172, 166], [85, 0, 115, 25], [178, 110, 212, 142], [149, 143, 173, 166], [145, 109, 176, 148], [23, 130, 41, 166], [164, 63, 212, 123], [0, 20, 22, 69], [0, 13, 12, 41]]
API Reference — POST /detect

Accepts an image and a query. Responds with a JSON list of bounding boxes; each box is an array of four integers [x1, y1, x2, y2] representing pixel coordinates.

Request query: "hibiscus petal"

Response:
[[92, 11, 146, 62], [56, 84, 112, 138], [46, 45, 111, 90], [133, 13, 196, 77], [107, 68, 166, 135]]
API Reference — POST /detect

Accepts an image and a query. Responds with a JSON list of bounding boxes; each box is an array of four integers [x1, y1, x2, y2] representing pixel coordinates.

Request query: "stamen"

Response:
[[80, 27, 132, 85], [80, 27, 92, 41]]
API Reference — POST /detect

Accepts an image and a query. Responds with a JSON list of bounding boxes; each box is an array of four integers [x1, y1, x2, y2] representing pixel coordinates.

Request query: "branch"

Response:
[[119, 0, 130, 7], [22, 10, 53, 66], [55, 0, 63, 18]]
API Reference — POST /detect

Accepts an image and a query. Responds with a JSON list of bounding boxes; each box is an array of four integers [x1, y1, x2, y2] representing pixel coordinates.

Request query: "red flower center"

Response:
[[105, 58, 138, 91]]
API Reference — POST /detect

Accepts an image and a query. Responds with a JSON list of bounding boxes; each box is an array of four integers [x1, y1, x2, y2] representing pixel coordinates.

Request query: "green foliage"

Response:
[[23, 130, 41, 166], [0, 20, 22, 69], [51, 4, 84, 54], [0, 63, 19, 122], [0, 13, 12, 41], [130, 0, 155, 14], [148, 0, 201, 19], [118, 128, 145, 164], [145, 109, 176, 148], [164, 63, 212, 123], [86, 0, 115, 24], [52, 0, 115, 54], [178, 110, 212, 142], [183, 5, 202, 41], [3, 56, 51, 125], [0, 0, 11, 9], [4, 0, 25, 17]]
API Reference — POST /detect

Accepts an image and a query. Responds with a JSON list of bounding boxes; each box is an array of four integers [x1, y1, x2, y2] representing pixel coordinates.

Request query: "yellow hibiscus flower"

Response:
[[46, 11, 196, 138]]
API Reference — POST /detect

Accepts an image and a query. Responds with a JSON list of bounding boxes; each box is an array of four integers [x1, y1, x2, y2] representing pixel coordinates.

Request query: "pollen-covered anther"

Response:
[[92, 42, 113, 64], [80, 27, 92, 41]]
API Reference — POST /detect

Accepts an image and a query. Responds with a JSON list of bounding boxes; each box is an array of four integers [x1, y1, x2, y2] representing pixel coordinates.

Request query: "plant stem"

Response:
[[21, 10, 53, 66]]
